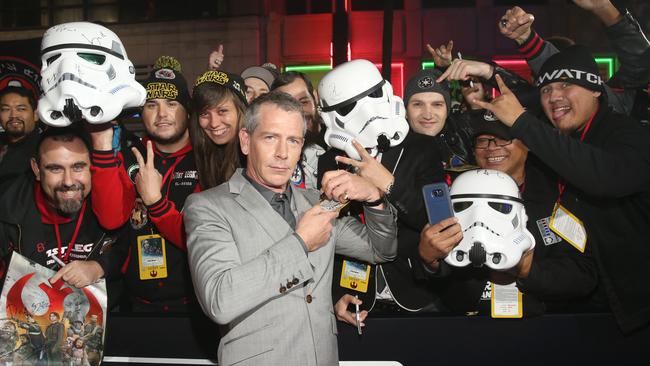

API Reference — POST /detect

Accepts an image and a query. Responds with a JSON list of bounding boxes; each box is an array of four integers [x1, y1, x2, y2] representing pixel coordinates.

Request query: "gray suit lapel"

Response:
[[230, 170, 293, 245]]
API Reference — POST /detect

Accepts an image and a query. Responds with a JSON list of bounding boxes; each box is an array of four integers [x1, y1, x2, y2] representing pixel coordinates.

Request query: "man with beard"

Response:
[[0, 86, 42, 191], [271, 72, 327, 189], [0, 127, 125, 291], [108, 58, 200, 312]]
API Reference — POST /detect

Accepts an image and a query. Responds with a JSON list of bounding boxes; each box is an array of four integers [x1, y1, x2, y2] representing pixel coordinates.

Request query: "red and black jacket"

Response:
[[116, 137, 200, 306], [0, 173, 126, 283]]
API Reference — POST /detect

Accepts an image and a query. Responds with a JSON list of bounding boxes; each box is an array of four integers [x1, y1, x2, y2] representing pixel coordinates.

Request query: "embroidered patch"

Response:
[[130, 198, 148, 230], [418, 76, 433, 89]]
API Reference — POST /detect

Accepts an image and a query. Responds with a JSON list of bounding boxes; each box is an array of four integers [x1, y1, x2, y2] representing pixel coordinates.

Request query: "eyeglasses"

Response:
[[474, 137, 513, 149]]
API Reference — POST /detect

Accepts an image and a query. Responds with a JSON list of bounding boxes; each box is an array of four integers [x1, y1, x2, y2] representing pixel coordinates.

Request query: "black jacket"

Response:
[[436, 157, 598, 316], [0, 174, 124, 281], [119, 138, 200, 309], [319, 131, 446, 311], [0, 128, 40, 192], [511, 106, 650, 333]]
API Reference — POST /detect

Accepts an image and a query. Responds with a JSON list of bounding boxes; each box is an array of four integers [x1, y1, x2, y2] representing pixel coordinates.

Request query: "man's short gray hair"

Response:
[[244, 91, 307, 135]]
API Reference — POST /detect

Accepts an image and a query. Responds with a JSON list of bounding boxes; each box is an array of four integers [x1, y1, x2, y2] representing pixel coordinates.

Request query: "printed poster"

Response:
[[0, 253, 107, 366]]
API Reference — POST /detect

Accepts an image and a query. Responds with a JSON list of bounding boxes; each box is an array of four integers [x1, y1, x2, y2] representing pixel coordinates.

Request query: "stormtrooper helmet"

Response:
[[38, 22, 146, 126], [445, 169, 535, 270], [318, 59, 409, 160]]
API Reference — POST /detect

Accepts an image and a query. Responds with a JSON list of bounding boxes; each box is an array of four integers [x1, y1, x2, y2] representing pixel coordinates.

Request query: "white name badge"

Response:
[[491, 281, 523, 318], [550, 203, 587, 253]]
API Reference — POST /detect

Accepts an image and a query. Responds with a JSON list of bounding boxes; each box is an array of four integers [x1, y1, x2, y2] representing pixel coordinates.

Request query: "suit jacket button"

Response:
[[287, 282, 293, 289], [279, 286, 287, 294], [292, 278, 299, 285], [306, 294, 313, 303]]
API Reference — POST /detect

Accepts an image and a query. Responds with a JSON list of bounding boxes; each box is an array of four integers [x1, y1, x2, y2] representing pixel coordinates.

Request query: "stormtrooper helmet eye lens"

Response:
[[46, 54, 61, 65], [488, 202, 512, 214], [368, 87, 383, 98], [77, 53, 106, 65], [453, 201, 473, 213], [336, 101, 356, 116]]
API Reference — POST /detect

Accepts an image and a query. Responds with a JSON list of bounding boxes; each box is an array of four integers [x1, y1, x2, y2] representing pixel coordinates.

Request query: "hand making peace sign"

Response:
[[131, 140, 163, 205]]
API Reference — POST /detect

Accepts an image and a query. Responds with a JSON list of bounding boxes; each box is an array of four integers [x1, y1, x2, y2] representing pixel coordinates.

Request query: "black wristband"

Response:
[[363, 197, 385, 207]]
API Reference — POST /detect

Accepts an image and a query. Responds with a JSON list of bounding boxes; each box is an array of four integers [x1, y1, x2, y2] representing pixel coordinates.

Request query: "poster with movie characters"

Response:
[[0, 253, 106, 366]]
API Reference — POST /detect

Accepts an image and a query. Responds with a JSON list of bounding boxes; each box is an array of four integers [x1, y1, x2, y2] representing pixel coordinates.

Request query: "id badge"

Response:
[[549, 203, 587, 253], [137, 234, 168, 280], [339, 259, 371, 293], [490, 281, 523, 318]]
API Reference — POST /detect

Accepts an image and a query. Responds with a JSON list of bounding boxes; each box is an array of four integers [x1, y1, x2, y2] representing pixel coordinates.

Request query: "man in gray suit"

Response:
[[184, 91, 398, 366]]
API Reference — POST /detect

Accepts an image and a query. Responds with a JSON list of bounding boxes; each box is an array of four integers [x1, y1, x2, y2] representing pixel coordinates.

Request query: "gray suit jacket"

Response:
[[184, 169, 398, 366]]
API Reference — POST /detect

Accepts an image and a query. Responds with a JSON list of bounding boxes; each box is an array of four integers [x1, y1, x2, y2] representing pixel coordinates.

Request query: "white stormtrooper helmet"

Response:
[[38, 22, 146, 126], [445, 169, 535, 271], [318, 59, 409, 160]]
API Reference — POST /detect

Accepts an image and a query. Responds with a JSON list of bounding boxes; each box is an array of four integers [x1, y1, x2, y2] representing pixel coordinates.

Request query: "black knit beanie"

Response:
[[404, 69, 451, 113], [536, 45, 604, 93], [142, 56, 192, 113]]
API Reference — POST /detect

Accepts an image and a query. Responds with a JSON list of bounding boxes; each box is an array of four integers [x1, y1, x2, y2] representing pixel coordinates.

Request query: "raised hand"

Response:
[[426, 40, 454, 68], [131, 141, 163, 205], [321, 169, 383, 206], [436, 59, 494, 83], [471, 74, 526, 127], [498, 6, 535, 45], [208, 44, 225, 70], [573, 0, 620, 26], [86, 121, 115, 151], [335, 139, 394, 196], [418, 217, 463, 271]]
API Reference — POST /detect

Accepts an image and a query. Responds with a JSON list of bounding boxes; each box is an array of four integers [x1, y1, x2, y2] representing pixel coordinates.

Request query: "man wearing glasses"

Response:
[[417, 112, 598, 317]]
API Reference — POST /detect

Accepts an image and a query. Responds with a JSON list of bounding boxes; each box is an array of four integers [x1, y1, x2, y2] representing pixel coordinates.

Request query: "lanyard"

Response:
[[53, 200, 87, 264], [160, 155, 186, 201], [556, 109, 598, 203]]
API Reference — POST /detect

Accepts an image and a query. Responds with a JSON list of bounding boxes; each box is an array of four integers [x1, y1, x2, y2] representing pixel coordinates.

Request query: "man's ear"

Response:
[[30, 158, 40, 181], [239, 128, 250, 156]]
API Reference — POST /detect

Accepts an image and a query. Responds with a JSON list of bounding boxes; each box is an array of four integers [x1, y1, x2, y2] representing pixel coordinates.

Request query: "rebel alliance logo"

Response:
[[536, 68, 602, 86]]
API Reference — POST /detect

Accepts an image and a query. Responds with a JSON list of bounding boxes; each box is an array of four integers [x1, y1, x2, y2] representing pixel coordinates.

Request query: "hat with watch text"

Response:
[[142, 55, 192, 113], [536, 45, 604, 93], [404, 68, 451, 113]]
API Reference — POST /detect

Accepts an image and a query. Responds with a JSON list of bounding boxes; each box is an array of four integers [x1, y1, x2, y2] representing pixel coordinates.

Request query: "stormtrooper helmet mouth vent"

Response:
[[468, 242, 487, 266]]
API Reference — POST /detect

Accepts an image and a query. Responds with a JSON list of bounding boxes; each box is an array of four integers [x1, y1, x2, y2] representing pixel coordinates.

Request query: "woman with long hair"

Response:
[[190, 71, 248, 189]]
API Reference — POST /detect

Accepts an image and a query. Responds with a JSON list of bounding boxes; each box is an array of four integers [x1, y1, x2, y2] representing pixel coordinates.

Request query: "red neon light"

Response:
[[374, 62, 405, 97], [493, 59, 528, 67], [330, 42, 333, 68]]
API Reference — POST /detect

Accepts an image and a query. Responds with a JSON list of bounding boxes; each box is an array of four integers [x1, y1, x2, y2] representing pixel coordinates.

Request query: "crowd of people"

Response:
[[0, 0, 648, 365]]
